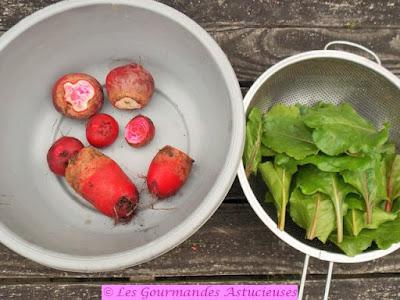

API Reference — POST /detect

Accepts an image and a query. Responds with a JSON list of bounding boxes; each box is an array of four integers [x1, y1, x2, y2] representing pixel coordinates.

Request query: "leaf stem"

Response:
[[335, 204, 343, 243], [278, 203, 286, 230], [366, 202, 373, 224], [385, 200, 392, 212], [351, 209, 357, 236], [363, 172, 373, 224], [278, 169, 287, 231], [307, 193, 320, 240], [332, 177, 343, 243]]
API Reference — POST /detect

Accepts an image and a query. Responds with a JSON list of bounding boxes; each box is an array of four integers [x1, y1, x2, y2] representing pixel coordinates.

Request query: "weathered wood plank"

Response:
[[2, 27, 400, 83], [1, 0, 400, 31], [225, 177, 245, 201], [1, 278, 400, 300], [209, 27, 400, 81], [1, 203, 399, 279]]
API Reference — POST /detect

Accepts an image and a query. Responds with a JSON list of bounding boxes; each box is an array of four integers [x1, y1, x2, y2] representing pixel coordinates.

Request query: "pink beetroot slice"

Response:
[[124, 115, 155, 148]]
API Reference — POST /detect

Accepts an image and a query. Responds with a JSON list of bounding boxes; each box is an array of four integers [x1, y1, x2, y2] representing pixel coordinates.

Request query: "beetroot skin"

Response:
[[147, 146, 194, 199], [125, 115, 155, 148], [52, 73, 103, 119], [105, 64, 154, 110], [86, 113, 119, 148], [66, 147, 139, 224], [47, 136, 84, 176]]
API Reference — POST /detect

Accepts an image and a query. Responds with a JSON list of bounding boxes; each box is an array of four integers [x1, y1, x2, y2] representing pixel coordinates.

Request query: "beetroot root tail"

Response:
[[113, 197, 136, 224]]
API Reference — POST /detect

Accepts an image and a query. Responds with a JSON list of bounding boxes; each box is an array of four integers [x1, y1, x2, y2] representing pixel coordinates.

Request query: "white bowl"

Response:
[[0, 0, 244, 272]]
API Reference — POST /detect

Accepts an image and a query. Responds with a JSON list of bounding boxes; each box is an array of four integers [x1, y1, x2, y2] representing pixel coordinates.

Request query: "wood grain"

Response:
[[1, 203, 399, 279], [209, 27, 400, 81], [1, 278, 400, 300], [1, 1, 400, 294], [1, 27, 400, 82], [1, 0, 400, 31]]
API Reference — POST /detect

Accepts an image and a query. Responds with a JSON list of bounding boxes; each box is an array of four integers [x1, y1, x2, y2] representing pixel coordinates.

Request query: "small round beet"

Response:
[[86, 113, 119, 148], [52, 73, 103, 119], [47, 136, 84, 176], [106, 64, 154, 110], [125, 115, 155, 148]]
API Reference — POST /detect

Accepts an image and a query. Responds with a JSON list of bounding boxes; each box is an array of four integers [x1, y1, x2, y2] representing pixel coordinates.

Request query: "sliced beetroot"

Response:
[[124, 115, 155, 148], [86, 113, 119, 148], [52, 73, 103, 119], [105, 64, 154, 110], [147, 146, 194, 199], [47, 136, 84, 176]]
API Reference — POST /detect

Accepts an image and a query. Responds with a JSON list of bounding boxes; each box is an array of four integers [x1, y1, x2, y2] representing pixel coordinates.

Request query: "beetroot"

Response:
[[105, 64, 154, 110], [66, 147, 139, 224], [47, 136, 84, 176], [125, 115, 155, 148], [147, 146, 194, 199], [52, 73, 103, 119], [86, 113, 119, 148]]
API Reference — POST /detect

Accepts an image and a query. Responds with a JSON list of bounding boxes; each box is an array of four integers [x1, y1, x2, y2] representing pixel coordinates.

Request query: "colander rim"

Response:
[[239, 49, 400, 263]]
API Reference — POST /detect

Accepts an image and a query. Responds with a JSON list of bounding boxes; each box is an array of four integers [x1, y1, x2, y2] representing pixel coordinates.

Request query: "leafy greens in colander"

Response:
[[244, 102, 400, 256]]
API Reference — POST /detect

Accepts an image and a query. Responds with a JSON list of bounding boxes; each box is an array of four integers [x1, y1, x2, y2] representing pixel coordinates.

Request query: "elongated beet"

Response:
[[52, 73, 103, 119], [47, 136, 84, 176], [105, 64, 154, 110], [86, 113, 119, 148], [66, 147, 139, 223], [125, 115, 155, 148], [147, 146, 194, 199]]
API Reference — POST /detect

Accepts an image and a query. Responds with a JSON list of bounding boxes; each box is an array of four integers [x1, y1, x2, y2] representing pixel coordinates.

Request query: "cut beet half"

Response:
[[124, 115, 155, 148]]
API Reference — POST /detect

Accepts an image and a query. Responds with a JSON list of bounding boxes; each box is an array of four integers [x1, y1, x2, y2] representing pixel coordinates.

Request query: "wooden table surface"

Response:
[[1, 1, 400, 299]]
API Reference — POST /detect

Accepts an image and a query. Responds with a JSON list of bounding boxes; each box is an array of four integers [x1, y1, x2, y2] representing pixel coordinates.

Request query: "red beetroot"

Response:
[[105, 64, 154, 110], [52, 73, 103, 119], [66, 147, 139, 224], [47, 136, 84, 176], [125, 115, 155, 148], [86, 113, 119, 148], [147, 146, 194, 199]]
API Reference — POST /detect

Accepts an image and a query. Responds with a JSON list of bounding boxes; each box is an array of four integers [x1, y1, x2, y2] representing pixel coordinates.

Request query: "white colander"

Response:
[[238, 41, 400, 299]]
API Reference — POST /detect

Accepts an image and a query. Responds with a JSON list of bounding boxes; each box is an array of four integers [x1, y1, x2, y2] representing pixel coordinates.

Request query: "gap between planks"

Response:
[[1, 272, 400, 284]]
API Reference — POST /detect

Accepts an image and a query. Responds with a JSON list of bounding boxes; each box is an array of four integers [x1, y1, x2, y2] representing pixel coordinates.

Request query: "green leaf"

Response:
[[330, 231, 374, 257], [374, 217, 400, 249], [261, 145, 276, 157], [274, 153, 298, 173], [298, 153, 373, 172], [332, 215, 400, 256], [344, 207, 397, 236], [380, 143, 396, 155], [259, 161, 297, 230], [289, 188, 336, 243], [264, 190, 274, 203], [345, 195, 365, 210], [342, 155, 387, 224], [262, 104, 318, 160], [244, 107, 263, 177], [302, 102, 389, 156], [297, 165, 354, 243]]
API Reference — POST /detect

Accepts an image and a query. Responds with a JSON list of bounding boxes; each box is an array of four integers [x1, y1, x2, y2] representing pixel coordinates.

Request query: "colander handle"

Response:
[[298, 254, 334, 300], [324, 41, 381, 65]]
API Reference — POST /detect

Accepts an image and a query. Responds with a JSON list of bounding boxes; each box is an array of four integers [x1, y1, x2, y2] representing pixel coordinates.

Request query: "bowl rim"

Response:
[[0, 0, 245, 272], [238, 49, 400, 263]]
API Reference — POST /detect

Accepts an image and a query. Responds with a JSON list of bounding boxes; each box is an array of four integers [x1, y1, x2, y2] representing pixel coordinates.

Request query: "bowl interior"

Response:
[[0, 2, 237, 258], [247, 57, 400, 256]]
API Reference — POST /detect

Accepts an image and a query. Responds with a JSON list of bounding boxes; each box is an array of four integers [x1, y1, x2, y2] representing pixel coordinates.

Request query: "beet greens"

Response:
[[244, 102, 400, 256]]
